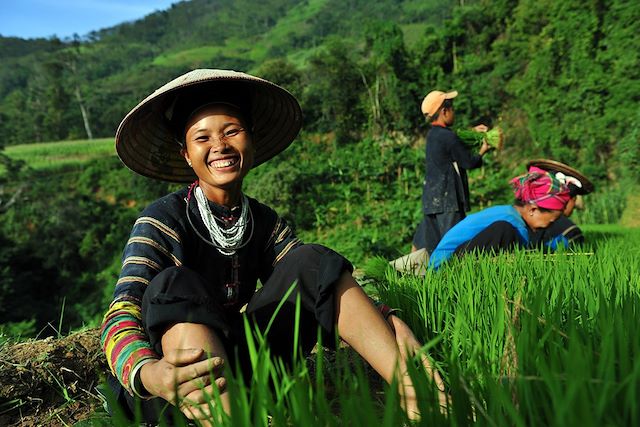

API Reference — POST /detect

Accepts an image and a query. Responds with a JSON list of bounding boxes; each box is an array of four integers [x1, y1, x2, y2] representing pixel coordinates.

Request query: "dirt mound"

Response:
[[0, 329, 387, 426], [0, 327, 107, 426]]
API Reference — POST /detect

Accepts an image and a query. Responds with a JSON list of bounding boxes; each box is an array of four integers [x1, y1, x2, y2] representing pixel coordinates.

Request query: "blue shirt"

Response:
[[428, 205, 529, 270]]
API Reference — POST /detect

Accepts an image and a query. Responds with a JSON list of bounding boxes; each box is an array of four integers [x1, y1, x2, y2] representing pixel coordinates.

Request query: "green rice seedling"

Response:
[[370, 226, 640, 426], [92, 227, 639, 426], [456, 127, 504, 151]]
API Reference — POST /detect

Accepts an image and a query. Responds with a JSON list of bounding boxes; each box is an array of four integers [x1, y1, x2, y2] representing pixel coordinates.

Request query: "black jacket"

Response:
[[421, 125, 483, 214]]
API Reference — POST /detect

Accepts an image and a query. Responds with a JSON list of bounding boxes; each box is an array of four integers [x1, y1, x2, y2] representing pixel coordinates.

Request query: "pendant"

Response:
[[223, 254, 240, 306], [224, 282, 238, 305]]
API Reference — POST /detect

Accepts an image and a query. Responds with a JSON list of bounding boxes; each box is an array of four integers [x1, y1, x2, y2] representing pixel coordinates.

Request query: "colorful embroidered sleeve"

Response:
[[100, 198, 187, 394]]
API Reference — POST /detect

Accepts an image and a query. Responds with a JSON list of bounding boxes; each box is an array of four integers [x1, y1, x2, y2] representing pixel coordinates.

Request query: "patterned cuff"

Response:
[[372, 299, 399, 320], [129, 358, 158, 399]]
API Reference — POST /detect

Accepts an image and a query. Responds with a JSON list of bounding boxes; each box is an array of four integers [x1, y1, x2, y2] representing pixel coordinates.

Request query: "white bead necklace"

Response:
[[193, 186, 250, 256]]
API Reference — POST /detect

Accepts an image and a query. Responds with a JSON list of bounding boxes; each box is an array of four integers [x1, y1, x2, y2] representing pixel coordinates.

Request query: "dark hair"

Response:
[[430, 99, 454, 122], [513, 199, 555, 212], [567, 183, 581, 197], [166, 82, 254, 145]]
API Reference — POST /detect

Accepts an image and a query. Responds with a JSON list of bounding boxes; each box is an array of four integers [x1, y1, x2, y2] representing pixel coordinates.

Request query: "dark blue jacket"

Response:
[[422, 126, 483, 214]]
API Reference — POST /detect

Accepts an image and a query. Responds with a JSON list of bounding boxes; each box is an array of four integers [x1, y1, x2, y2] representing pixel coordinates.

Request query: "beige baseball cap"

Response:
[[420, 90, 458, 117]]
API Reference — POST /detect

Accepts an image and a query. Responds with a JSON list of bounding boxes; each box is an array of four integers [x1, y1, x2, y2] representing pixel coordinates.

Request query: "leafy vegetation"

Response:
[[0, 0, 638, 424], [14, 225, 634, 426], [369, 226, 640, 426]]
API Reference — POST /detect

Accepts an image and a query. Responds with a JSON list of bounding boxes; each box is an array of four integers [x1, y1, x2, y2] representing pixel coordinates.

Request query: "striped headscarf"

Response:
[[511, 166, 571, 210]]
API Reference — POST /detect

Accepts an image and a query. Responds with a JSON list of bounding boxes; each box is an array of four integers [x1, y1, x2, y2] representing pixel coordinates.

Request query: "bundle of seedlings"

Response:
[[457, 126, 504, 151]]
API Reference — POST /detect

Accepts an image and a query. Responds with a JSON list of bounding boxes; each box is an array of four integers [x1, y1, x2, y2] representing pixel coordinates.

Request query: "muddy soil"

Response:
[[0, 328, 107, 426]]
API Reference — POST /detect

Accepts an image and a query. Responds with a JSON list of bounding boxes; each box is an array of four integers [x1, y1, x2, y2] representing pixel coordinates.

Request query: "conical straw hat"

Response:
[[526, 159, 594, 194], [116, 69, 303, 183]]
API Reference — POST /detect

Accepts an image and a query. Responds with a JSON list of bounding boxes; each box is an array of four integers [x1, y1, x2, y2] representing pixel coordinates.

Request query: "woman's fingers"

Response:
[[177, 373, 211, 397], [174, 356, 224, 384], [180, 399, 213, 420], [163, 348, 205, 366], [179, 381, 228, 423], [178, 374, 227, 400]]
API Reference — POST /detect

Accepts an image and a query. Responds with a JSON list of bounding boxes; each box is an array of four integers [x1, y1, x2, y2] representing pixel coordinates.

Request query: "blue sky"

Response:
[[0, 0, 181, 39]]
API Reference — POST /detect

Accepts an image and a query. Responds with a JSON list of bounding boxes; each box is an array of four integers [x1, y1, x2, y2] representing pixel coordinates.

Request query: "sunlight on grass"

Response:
[[89, 226, 640, 426], [152, 45, 224, 67], [369, 226, 640, 426], [1, 138, 115, 175]]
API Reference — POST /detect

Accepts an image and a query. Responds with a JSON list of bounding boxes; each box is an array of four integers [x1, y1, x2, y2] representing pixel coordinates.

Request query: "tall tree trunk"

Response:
[[74, 85, 93, 140]]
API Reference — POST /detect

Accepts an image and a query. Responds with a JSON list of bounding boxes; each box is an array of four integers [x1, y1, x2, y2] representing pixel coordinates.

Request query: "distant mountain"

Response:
[[0, 0, 450, 145], [2, 0, 637, 189]]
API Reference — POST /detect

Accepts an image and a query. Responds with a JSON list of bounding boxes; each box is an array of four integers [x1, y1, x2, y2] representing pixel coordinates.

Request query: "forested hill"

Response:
[[0, 0, 451, 145], [1, 0, 639, 185]]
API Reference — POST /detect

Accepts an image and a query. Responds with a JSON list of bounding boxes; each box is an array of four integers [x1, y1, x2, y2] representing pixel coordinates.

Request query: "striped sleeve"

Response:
[[269, 216, 303, 266], [100, 206, 186, 395]]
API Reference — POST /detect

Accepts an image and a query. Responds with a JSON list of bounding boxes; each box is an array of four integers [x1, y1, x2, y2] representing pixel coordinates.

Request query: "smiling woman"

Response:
[[101, 68, 446, 425]]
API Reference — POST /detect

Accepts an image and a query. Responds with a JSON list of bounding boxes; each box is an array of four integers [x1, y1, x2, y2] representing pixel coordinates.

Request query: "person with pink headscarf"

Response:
[[526, 160, 595, 251], [427, 168, 571, 270]]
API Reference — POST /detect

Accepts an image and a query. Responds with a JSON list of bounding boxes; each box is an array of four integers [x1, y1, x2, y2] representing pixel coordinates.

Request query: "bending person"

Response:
[[428, 167, 571, 270], [526, 159, 594, 251], [100, 69, 444, 425]]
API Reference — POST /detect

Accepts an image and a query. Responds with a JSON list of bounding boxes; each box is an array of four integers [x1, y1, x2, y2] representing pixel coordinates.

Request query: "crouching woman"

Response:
[[101, 69, 444, 425], [428, 167, 571, 270]]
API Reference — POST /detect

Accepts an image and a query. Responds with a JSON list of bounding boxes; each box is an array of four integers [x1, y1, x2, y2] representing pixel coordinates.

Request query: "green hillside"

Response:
[[1, 0, 638, 335], [1, 0, 639, 424]]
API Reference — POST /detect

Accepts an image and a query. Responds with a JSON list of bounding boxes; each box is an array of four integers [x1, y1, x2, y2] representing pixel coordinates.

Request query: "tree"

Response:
[[302, 38, 366, 143], [360, 21, 418, 134]]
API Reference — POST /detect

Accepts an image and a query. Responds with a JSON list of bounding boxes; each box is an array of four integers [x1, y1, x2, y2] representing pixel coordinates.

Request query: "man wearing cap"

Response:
[[413, 90, 491, 255], [526, 159, 594, 250]]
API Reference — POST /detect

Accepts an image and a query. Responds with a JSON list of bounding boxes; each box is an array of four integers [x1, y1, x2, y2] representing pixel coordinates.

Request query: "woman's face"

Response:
[[522, 204, 563, 230], [182, 104, 254, 204], [563, 197, 577, 217]]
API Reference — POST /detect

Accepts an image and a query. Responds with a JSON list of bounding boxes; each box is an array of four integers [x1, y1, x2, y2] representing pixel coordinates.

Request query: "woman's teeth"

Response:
[[211, 158, 237, 168]]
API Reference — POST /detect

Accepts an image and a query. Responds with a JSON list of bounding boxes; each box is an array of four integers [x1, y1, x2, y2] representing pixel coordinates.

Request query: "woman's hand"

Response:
[[387, 315, 449, 413], [139, 348, 227, 422]]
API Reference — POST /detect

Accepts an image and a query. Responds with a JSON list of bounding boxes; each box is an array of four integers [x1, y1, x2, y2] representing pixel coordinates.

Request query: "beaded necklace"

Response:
[[193, 186, 250, 256], [185, 183, 254, 306]]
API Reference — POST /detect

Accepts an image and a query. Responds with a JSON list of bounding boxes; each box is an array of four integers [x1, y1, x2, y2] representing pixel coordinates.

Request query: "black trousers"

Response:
[[107, 244, 352, 425], [413, 211, 465, 254]]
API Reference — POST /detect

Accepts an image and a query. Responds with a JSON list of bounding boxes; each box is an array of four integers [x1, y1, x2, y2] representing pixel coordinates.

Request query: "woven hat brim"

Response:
[[116, 69, 302, 183], [526, 158, 594, 194]]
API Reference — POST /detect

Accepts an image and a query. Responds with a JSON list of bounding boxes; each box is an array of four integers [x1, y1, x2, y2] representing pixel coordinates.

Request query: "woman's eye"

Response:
[[225, 128, 241, 137], [196, 135, 209, 142]]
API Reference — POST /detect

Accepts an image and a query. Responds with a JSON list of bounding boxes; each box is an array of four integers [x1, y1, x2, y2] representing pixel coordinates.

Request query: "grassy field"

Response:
[[0, 138, 115, 177], [366, 224, 640, 426], [3, 139, 638, 425], [84, 225, 639, 426]]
